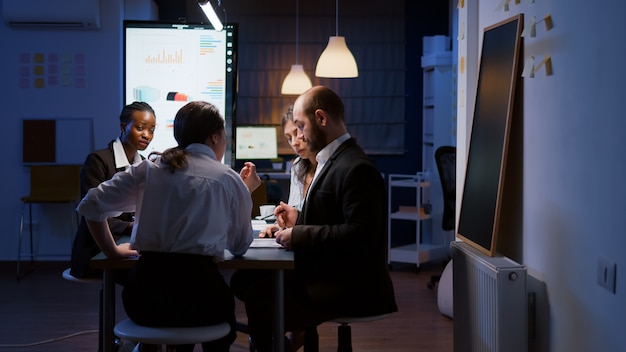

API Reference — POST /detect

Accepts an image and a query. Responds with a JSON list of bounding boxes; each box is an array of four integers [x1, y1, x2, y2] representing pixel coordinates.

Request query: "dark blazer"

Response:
[[70, 140, 135, 278], [291, 138, 398, 317]]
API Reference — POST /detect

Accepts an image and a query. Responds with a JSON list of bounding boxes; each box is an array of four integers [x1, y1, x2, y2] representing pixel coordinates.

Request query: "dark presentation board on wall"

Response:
[[22, 118, 93, 164], [457, 14, 523, 256]]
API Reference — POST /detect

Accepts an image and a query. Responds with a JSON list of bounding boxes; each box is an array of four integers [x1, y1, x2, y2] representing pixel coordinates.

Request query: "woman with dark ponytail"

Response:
[[77, 101, 262, 352]]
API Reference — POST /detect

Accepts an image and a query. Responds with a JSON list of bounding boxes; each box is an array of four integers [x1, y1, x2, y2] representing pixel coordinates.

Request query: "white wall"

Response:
[[0, 0, 156, 262], [458, 1, 626, 351]]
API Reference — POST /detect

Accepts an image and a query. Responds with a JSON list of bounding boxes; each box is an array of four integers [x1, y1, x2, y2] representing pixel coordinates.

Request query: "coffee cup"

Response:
[[259, 205, 276, 218]]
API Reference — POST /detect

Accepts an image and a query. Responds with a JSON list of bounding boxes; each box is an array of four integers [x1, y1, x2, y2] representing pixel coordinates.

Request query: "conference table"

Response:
[[90, 238, 294, 352]]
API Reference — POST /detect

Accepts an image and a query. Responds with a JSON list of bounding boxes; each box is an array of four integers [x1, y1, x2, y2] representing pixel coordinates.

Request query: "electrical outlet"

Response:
[[597, 256, 616, 293]]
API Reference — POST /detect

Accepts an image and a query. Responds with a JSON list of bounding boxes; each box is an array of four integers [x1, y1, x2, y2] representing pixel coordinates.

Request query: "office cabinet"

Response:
[[387, 173, 449, 268], [421, 35, 455, 249]]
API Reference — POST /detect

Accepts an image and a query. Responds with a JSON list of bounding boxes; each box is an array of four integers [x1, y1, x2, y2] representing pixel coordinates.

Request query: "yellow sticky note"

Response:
[[34, 78, 45, 88], [459, 56, 465, 74], [33, 66, 45, 75], [533, 55, 553, 76], [544, 15, 554, 30], [544, 56, 553, 75], [531, 55, 553, 76]]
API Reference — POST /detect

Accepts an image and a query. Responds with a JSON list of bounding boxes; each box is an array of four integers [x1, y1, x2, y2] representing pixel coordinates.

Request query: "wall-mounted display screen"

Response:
[[457, 14, 523, 256], [123, 21, 237, 165]]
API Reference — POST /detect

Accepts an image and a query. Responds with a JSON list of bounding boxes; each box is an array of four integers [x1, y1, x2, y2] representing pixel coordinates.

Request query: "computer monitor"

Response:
[[234, 126, 278, 160], [123, 20, 238, 165]]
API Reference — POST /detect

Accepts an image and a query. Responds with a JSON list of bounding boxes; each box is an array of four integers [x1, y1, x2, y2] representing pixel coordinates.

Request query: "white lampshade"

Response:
[[281, 64, 313, 95], [315, 36, 358, 78]]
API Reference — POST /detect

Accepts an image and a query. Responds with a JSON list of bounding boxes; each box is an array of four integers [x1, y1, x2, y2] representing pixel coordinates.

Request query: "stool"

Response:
[[331, 314, 390, 352], [62, 268, 104, 351], [114, 318, 231, 352], [62, 268, 102, 283]]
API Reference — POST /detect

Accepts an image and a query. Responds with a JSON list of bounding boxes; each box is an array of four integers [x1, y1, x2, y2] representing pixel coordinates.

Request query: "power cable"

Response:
[[0, 329, 98, 348]]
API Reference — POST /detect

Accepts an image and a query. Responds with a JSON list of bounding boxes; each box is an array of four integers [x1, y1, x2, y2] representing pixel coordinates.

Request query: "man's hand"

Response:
[[275, 227, 293, 250], [275, 201, 298, 229]]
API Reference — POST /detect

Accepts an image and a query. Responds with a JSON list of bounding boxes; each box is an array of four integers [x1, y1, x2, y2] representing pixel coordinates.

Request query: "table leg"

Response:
[[102, 269, 116, 352], [273, 269, 285, 352]]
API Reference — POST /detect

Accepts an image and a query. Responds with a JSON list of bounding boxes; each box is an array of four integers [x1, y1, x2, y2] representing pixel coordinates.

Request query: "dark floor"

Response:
[[0, 261, 453, 352]]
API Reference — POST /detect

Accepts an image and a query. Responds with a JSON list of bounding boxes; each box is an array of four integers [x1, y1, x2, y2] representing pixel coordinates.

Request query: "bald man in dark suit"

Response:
[[233, 86, 397, 352]]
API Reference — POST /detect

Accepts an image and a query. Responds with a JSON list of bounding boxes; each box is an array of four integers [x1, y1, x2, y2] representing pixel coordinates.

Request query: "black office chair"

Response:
[[428, 146, 456, 289]]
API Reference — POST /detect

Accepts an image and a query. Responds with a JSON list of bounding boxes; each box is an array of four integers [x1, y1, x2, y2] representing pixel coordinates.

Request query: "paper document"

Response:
[[250, 238, 283, 248], [251, 220, 268, 231], [251, 219, 269, 238]]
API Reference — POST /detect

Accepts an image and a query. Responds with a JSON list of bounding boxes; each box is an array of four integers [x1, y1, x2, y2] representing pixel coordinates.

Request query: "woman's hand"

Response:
[[87, 220, 137, 259], [259, 223, 281, 238], [240, 161, 262, 193], [115, 243, 139, 258]]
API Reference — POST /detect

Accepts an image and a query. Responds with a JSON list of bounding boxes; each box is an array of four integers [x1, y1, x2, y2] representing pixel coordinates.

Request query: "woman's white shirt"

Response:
[[288, 157, 306, 211], [112, 137, 142, 170], [76, 143, 253, 259]]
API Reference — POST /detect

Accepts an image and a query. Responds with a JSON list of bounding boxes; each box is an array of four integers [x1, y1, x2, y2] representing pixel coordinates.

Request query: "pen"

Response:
[[259, 213, 275, 220]]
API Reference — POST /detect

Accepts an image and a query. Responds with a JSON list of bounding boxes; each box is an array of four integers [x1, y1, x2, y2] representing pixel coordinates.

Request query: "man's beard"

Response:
[[306, 121, 326, 153]]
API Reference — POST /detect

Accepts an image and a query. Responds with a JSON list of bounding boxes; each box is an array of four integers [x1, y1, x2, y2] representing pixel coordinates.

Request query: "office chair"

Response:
[[427, 146, 456, 289], [17, 165, 81, 280]]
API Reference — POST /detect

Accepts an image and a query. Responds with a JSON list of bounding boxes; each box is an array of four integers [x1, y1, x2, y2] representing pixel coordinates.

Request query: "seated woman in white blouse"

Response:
[[76, 101, 262, 352]]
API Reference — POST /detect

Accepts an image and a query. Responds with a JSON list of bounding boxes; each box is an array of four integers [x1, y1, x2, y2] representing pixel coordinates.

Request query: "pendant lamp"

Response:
[[281, 0, 313, 95], [315, 0, 358, 78]]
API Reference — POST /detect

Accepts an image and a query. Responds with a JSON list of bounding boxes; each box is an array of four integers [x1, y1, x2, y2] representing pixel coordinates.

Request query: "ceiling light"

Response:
[[315, 0, 358, 78], [282, 64, 313, 95], [197, 0, 223, 32], [281, 0, 312, 95]]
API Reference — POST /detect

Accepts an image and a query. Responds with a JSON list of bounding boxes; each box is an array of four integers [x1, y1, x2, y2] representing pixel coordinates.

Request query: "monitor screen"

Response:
[[235, 126, 278, 160], [123, 20, 237, 165]]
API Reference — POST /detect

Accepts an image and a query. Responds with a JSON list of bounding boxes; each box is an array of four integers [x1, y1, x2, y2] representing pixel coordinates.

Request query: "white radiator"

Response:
[[451, 241, 527, 352]]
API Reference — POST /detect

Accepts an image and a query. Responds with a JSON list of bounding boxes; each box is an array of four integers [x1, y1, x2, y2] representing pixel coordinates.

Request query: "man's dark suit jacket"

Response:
[[291, 138, 398, 317], [70, 140, 135, 278]]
